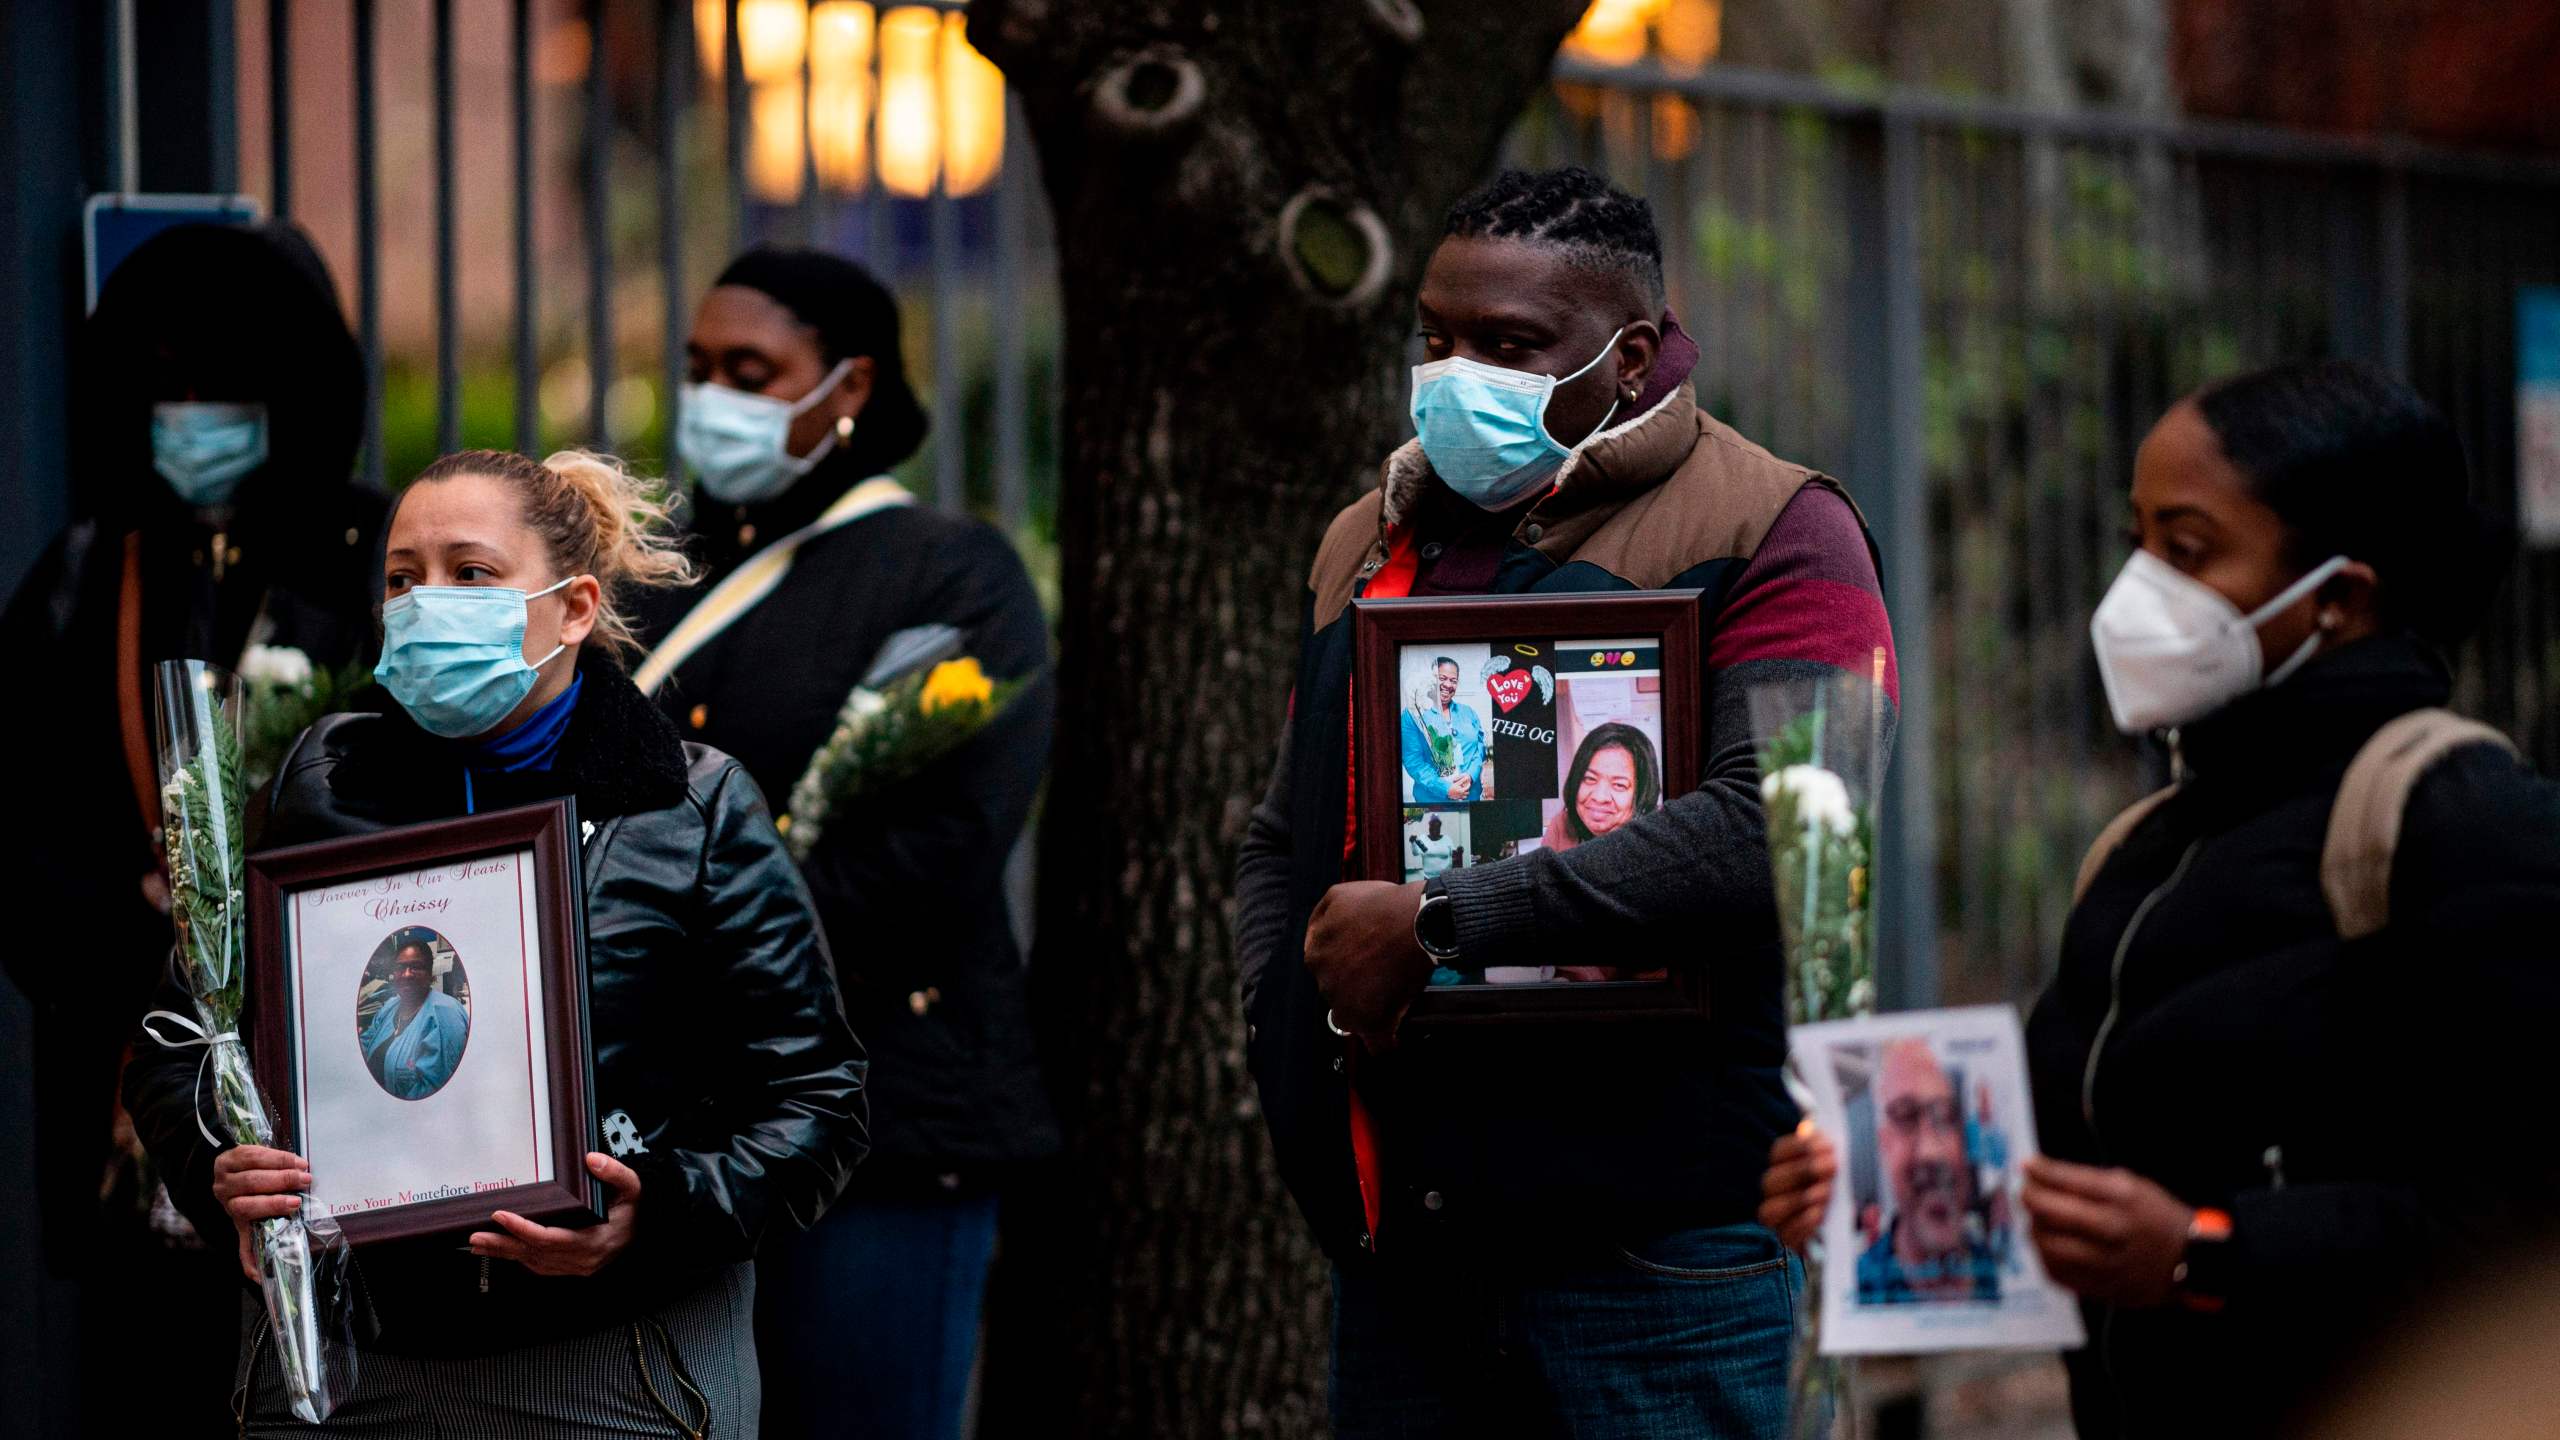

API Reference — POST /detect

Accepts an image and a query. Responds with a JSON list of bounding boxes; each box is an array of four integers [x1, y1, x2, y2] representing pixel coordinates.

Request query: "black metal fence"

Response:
[[1528, 56, 2560, 1006], [223, 8, 2560, 1010], [248, 0, 1053, 530]]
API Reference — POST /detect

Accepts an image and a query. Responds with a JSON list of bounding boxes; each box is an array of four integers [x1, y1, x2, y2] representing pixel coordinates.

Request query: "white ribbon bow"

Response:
[[140, 1007, 248, 1148]]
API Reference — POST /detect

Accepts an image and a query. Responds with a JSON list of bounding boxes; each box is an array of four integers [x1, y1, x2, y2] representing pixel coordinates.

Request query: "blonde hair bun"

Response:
[[408, 448, 699, 659]]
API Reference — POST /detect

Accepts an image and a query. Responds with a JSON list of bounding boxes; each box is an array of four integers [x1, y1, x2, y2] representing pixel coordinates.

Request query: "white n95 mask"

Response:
[[2089, 549, 2349, 734]]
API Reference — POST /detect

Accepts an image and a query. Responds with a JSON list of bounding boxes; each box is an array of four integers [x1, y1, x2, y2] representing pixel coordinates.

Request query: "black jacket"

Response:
[[1238, 393, 1892, 1263], [122, 654, 870, 1356], [635, 465, 1059, 1183], [1, 221, 382, 1267], [2027, 635, 2560, 1438]]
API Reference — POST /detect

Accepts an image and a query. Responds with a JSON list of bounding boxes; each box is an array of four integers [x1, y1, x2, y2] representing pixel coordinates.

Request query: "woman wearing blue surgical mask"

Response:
[[124, 447, 867, 1434], [640, 246, 1057, 1440], [0, 218, 383, 1430], [1760, 360, 2560, 1439]]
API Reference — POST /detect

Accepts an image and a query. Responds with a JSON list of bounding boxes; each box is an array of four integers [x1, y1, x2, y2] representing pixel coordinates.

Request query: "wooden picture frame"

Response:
[[247, 798, 601, 1246], [1354, 590, 1710, 1024]]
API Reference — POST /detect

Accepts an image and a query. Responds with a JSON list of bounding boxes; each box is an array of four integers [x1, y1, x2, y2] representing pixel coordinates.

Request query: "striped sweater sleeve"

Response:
[[1435, 483, 1897, 965]]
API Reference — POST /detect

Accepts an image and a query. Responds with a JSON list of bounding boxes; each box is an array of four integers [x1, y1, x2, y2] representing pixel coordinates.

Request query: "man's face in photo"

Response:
[[1877, 1039, 1969, 1261]]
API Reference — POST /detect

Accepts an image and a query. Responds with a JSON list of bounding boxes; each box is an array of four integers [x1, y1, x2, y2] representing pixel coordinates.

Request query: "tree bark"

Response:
[[969, 2, 1586, 1434]]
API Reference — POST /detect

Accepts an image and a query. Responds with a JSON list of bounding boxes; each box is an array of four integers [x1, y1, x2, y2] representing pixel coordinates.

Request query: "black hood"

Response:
[[72, 220, 366, 540]]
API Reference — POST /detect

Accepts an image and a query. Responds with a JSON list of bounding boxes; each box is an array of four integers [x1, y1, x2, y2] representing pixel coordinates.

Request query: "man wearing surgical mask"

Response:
[[637, 247, 1058, 1440], [1235, 167, 1897, 1435], [0, 219, 383, 1428]]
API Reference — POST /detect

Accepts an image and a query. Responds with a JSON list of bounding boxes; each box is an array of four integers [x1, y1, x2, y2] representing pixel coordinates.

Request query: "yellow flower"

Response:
[[918, 657, 994, 714]]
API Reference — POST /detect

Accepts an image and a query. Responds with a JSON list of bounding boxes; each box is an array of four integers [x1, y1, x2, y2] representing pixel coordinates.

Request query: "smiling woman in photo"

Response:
[[358, 935, 470, 1100], [1541, 720, 1662, 851]]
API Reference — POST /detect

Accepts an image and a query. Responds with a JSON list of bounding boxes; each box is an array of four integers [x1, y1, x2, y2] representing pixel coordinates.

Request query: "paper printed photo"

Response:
[[1402, 808, 1471, 884], [1789, 1005, 2085, 1355], [1404, 638, 1670, 987], [1398, 644, 1495, 804]]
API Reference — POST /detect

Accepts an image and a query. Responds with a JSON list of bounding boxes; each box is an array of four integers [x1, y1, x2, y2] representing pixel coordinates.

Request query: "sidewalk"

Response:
[[1855, 1353, 2077, 1439]]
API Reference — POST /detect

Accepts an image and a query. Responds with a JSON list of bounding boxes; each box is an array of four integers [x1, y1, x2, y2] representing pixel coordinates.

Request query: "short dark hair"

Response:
[[711, 246, 930, 474], [393, 941, 434, 969], [1445, 166, 1666, 312], [2193, 359, 2511, 651], [1433, 656, 1460, 673], [1562, 721, 1662, 842]]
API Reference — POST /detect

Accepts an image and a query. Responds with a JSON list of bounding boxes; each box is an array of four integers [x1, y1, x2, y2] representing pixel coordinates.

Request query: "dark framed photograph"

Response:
[[246, 799, 601, 1246], [1354, 590, 1708, 1024]]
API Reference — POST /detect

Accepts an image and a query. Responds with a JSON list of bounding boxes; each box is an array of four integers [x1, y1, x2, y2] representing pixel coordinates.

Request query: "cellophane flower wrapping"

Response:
[[153, 660, 362, 1423], [1749, 665, 1891, 1440], [779, 625, 1023, 862]]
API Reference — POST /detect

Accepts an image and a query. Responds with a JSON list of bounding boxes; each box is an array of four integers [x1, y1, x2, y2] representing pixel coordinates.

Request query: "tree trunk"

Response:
[[968, 2, 1587, 1434]]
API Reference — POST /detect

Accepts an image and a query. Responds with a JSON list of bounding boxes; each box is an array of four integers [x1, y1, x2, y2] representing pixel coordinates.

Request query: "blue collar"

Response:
[[460, 673, 583, 777]]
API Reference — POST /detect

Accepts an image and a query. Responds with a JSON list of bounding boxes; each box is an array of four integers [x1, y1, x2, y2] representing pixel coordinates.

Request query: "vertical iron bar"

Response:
[[1978, 133, 2018, 990], [930, 154, 962, 510], [113, 0, 139, 192], [1888, 118, 1940, 1010], [514, 0, 538, 452], [268, 0, 293, 217], [800, 0, 821, 244], [994, 95, 1030, 534], [586, 0, 613, 445], [864, 24, 892, 274], [660, 0, 689, 477], [724, 0, 746, 253], [1844, 114, 1940, 1010], [434, 0, 461, 455], [354, 0, 383, 488], [2376, 165, 2412, 380]]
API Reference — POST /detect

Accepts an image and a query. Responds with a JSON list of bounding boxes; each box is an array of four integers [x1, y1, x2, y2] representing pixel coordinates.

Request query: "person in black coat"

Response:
[[0, 220, 382, 1428], [643, 246, 1057, 1440], [1761, 360, 2560, 1438], [125, 447, 866, 1433]]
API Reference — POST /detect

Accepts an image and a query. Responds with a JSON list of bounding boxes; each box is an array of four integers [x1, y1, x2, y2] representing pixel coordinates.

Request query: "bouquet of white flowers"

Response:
[[1749, 656, 1891, 1440], [779, 625, 1025, 862], [144, 660, 362, 1422], [236, 644, 369, 799]]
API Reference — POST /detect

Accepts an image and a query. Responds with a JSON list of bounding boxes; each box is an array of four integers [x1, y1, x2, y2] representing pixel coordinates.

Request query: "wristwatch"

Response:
[[1414, 879, 1460, 963], [2172, 1206, 2233, 1312]]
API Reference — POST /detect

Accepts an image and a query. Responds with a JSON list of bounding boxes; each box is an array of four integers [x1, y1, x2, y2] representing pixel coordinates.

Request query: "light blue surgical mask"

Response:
[[375, 577, 580, 739], [151, 402, 270, 507], [1409, 327, 1625, 511], [677, 358, 855, 506]]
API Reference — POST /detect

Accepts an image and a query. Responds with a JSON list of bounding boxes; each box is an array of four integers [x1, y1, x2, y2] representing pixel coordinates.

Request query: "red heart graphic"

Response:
[[1485, 670, 1532, 714]]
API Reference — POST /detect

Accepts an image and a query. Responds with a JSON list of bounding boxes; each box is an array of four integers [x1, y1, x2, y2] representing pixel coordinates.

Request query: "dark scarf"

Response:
[[331, 650, 690, 823]]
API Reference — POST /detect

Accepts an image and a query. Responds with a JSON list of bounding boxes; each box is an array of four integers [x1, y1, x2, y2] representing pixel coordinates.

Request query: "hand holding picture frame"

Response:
[[1354, 590, 1707, 1024], [247, 799, 602, 1247]]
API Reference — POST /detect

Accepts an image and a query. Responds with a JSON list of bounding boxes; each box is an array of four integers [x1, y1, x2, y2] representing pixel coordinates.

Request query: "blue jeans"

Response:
[[1331, 1222, 1802, 1439], [755, 1186, 1001, 1440]]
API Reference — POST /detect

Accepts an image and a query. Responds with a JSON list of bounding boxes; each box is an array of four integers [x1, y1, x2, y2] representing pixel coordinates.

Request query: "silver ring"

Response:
[[1326, 1009, 1349, 1037]]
